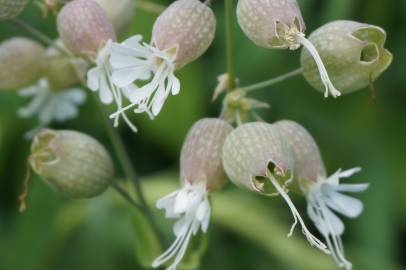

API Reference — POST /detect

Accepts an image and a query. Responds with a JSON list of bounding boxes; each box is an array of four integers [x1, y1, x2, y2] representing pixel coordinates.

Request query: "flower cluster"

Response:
[[0, 0, 394, 270]]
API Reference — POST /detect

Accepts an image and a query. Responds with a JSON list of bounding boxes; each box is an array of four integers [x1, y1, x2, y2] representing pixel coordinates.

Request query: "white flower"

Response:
[[306, 167, 369, 270], [86, 39, 138, 132], [18, 78, 86, 126], [152, 180, 210, 270], [109, 35, 180, 120]]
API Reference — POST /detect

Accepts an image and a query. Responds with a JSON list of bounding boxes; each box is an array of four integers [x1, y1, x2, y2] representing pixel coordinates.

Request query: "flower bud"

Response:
[[236, 0, 305, 49], [44, 40, 88, 90], [57, 0, 116, 58], [301, 20, 393, 94], [0, 38, 45, 90], [152, 0, 216, 68], [180, 118, 233, 192], [95, 0, 134, 36], [273, 120, 326, 190], [30, 129, 114, 198], [0, 0, 27, 20], [222, 122, 294, 194]]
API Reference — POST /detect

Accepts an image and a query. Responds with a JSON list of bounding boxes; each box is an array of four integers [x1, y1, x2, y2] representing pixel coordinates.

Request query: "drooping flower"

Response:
[[18, 79, 86, 129], [222, 122, 329, 253], [108, 0, 216, 120], [153, 118, 232, 270], [274, 120, 369, 269], [18, 42, 87, 136], [300, 20, 393, 95], [0, 37, 45, 91], [236, 0, 341, 97], [57, 0, 137, 131]]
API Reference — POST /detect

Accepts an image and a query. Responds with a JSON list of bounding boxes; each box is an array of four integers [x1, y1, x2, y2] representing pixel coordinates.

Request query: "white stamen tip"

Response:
[[266, 170, 329, 254], [296, 34, 342, 98]]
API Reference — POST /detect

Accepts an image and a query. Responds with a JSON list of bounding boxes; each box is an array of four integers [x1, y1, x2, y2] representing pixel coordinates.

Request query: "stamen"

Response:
[[295, 34, 342, 98], [266, 171, 329, 253], [103, 64, 138, 132], [313, 195, 353, 270]]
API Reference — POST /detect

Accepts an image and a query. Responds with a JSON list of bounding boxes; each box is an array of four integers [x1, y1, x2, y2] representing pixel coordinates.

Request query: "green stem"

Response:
[[92, 95, 166, 246], [10, 18, 72, 57], [135, 0, 165, 14], [239, 68, 303, 93], [225, 0, 236, 91]]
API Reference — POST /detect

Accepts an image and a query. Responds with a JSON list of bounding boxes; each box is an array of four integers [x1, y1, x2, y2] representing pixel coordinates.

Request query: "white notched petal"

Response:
[[87, 67, 101, 91], [98, 72, 114, 104], [335, 183, 370, 193], [324, 190, 364, 218], [171, 75, 181, 95], [322, 204, 345, 236]]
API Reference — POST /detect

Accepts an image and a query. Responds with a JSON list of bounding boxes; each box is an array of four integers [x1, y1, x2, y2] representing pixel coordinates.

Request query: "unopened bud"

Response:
[[0, 0, 27, 20], [0, 38, 45, 90], [95, 0, 134, 36], [44, 40, 88, 90], [237, 0, 305, 49], [273, 120, 326, 191], [57, 0, 116, 58], [30, 129, 114, 198], [181, 118, 233, 192], [301, 20, 393, 94], [152, 0, 216, 68], [222, 122, 294, 194]]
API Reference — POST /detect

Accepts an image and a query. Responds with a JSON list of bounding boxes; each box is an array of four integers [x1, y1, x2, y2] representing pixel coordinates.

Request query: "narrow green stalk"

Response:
[[10, 18, 72, 57], [239, 68, 303, 93], [135, 0, 166, 14], [225, 0, 236, 91], [93, 96, 167, 247]]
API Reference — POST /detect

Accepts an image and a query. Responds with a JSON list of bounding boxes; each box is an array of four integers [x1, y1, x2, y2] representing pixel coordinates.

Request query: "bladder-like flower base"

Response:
[[306, 167, 369, 270], [153, 181, 210, 270]]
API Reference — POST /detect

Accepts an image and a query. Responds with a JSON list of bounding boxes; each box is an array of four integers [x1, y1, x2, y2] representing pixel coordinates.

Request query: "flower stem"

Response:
[[10, 18, 72, 57], [135, 0, 165, 14], [92, 95, 166, 246], [225, 0, 236, 91], [239, 68, 303, 93]]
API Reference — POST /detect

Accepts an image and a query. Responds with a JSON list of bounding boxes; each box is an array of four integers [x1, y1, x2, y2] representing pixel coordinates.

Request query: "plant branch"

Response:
[[239, 68, 303, 93], [135, 0, 165, 14], [10, 18, 72, 57], [225, 0, 236, 91], [92, 95, 167, 246]]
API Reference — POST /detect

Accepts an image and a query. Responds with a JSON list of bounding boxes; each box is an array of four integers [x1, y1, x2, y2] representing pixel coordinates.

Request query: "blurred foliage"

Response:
[[0, 0, 405, 270]]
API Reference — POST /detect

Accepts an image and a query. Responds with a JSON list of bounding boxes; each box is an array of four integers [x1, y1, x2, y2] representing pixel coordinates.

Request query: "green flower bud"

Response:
[[95, 0, 134, 37], [180, 118, 233, 192], [236, 0, 305, 49], [222, 122, 294, 194], [0, 38, 45, 91], [44, 40, 88, 90], [57, 0, 116, 58], [30, 129, 114, 198], [152, 0, 216, 68], [273, 120, 326, 191], [301, 20, 393, 94], [0, 0, 27, 20]]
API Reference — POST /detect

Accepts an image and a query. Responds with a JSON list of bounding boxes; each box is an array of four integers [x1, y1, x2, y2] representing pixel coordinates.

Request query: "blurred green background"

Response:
[[0, 0, 405, 269]]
